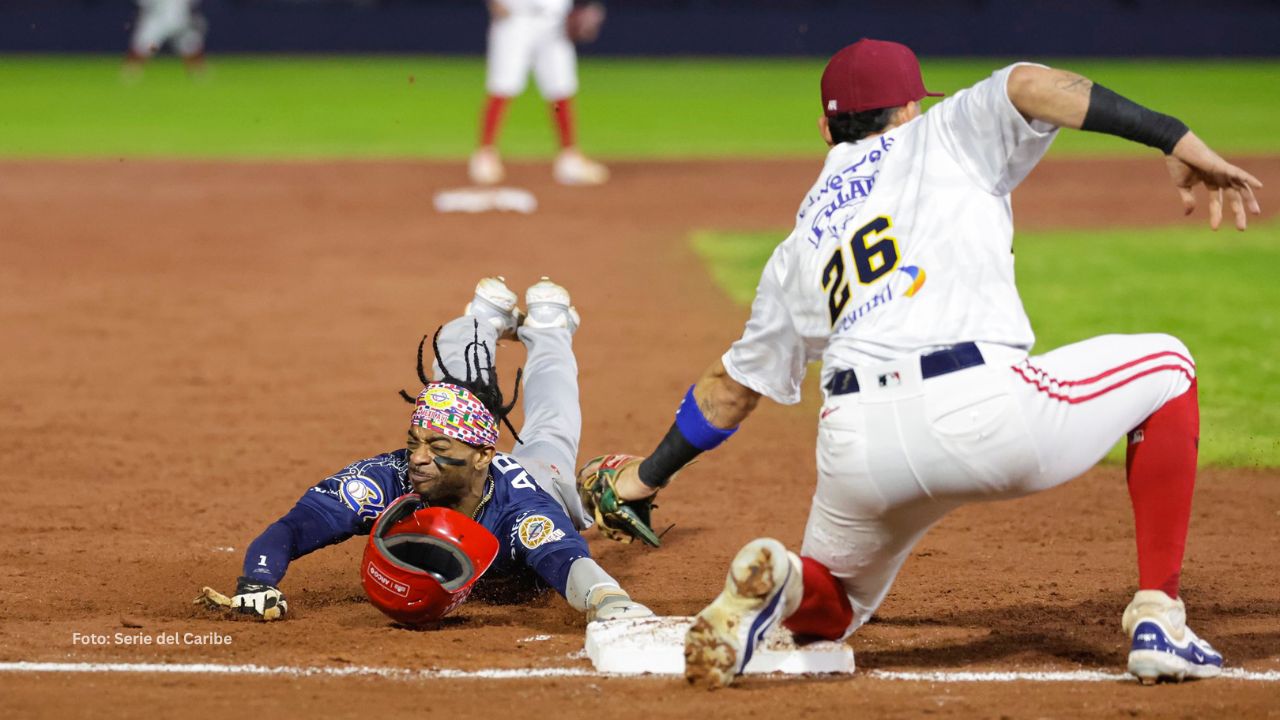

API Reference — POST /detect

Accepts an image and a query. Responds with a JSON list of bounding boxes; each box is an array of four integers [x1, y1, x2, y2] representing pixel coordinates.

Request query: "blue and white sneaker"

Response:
[[1123, 590, 1223, 684], [684, 538, 803, 689]]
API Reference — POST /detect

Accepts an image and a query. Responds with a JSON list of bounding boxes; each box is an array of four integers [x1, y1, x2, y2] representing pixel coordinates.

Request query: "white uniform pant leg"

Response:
[[431, 317, 501, 388], [531, 17, 579, 101], [803, 360, 967, 635], [509, 326, 588, 528], [804, 335, 1195, 636], [486, 14, 538, 97], [173, 3, 205, 58], [1008, 333, 1196, 494], [131, 0, 190, 57]]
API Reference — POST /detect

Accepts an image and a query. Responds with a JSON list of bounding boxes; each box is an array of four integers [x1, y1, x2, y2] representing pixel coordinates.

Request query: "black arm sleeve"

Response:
[[637, 422, 703, 489], [1081, 83, 1189, 155]]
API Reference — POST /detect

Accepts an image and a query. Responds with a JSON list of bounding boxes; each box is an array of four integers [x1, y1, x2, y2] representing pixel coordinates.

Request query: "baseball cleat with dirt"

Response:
[[464, 276, 523, 341], [469, 147, 505, 186], [553, 149, 609, 186], [1123, 590, 1223, 684], [684, 538, 802, 690], [523, 276, 580, 333]]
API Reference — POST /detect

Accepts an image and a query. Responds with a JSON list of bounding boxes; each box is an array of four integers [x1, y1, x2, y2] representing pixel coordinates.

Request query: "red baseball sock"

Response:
[[479, 95, 510, 148], [782, 556, 853, 640], [550, 97, 576, 149], [1126, 379, 1199, 599]]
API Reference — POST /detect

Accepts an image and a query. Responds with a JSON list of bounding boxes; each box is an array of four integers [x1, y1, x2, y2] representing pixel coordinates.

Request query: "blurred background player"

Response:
[[124, 0, 207, 76], [200, 277, 651, 624], [470, 0, 609, 186]]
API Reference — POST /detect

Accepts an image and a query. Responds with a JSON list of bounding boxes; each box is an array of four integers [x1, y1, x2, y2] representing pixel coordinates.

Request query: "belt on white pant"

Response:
[[826, 342, 986, 396]]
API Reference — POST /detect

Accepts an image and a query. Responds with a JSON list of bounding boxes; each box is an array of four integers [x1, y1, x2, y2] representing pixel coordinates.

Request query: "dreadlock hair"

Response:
[[399, 320, 523, 444]]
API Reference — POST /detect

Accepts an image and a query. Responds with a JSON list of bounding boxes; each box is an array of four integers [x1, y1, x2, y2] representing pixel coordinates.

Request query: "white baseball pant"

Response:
[[485, 12, 579, 100], [131, 0, 204, 58], [803, 333, 1196, 634], [433, 316, 588, 529]]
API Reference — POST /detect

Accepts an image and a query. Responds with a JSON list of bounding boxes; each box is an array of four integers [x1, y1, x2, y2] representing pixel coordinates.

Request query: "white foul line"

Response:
[[0, 662, 1277, 683], [0, 662, 597, 680]]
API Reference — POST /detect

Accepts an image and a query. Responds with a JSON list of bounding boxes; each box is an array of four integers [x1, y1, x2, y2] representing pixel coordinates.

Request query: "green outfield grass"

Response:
[[2, 55, 1278, 159], [692, 220, 1280, 469]]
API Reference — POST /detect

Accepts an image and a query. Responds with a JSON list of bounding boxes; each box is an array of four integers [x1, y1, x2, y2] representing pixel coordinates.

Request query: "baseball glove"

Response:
[[577, 454, 662, 547], [566, 1, 606, 43]]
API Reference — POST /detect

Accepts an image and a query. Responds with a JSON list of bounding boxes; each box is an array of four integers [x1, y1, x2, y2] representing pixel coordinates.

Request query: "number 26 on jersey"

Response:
[[821, 215, 901, 325]]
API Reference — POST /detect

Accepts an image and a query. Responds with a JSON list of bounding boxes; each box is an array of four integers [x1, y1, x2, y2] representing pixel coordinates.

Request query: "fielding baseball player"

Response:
[[470, 0, 609, 186], [197, 277, 652, 625], [124, 0, 206, 74], [577, 39, 1263, 688]]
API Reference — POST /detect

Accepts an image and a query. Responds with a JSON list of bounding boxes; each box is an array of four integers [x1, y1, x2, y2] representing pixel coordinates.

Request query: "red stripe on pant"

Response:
[[1013, 362, 1195, 403], [782, 556, 853, 640]]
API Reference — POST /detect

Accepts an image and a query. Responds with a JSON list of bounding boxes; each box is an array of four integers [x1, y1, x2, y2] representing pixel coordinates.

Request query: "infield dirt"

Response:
[[1, 157, 1278, 718]]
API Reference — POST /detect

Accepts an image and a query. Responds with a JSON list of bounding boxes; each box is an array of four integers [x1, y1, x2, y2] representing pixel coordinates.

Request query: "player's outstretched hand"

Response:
[[231, 577, 289, 620], [586, 586, 655, 622], [1167, 132, 1263, 231]]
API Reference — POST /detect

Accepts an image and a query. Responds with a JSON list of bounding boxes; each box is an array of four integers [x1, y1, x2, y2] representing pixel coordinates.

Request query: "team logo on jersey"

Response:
[[340, 476, 386, 520], [899, 265, 927, 297], [517, 514, 566, 550], [801, 136, 896, 248], [831, 264, 928, 334]]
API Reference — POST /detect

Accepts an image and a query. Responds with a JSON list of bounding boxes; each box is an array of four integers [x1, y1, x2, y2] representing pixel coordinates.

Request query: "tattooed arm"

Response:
[[1005, 65, 1095, 128], [690, 359, 763, 429], [610, 359, 762, 501], [1006, 65, 1261, 229]]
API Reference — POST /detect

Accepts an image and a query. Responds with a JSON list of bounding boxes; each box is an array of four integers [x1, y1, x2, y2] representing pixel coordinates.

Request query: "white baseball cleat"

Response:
[[1123, 589, 1223, 685], [464, 276, 523, 341], [553, 149, 609, 186], [469, 147, 505, 186], [523, 276, 580, 333], [684, 538, 803, 690]]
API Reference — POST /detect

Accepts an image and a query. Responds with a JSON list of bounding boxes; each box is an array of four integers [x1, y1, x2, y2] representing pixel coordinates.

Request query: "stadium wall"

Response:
[[2, 0, 1277, 57]]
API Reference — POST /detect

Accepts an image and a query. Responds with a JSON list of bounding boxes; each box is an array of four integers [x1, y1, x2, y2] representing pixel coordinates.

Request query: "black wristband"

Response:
[[638, 422, 703, 489], [1081, 83, 1189, 155], [236, 576, 273, 594]]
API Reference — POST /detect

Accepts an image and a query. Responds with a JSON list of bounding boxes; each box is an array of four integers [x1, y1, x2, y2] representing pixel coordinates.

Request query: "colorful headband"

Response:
[[411, 382, 499, 447]]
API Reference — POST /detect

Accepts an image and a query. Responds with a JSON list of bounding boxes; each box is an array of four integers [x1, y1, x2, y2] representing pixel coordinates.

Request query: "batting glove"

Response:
[[232, 576, 288, 621], [586, 585, 654, 622]]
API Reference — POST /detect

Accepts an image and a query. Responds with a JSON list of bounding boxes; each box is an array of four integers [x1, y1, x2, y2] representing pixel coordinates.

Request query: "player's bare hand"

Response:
[[612, 458, 659, 502], [486, 0, 511, 20], [1166, 132, 1263, 231]]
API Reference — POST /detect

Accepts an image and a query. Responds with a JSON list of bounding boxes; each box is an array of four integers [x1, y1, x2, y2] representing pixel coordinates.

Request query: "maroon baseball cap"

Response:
[[821, 39, 944, 116]]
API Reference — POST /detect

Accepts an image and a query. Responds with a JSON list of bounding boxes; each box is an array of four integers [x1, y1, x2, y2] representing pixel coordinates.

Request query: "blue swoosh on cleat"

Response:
[[739, 563, 791, 673], [1130, 621, 1223, 668]]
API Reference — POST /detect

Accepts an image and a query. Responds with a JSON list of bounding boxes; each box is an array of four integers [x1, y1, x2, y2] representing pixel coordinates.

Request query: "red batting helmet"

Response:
[[362, 494, 499, 626]]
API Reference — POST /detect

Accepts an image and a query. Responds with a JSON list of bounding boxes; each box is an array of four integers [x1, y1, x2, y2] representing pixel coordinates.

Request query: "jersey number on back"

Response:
[[822, 215, 901, 325]]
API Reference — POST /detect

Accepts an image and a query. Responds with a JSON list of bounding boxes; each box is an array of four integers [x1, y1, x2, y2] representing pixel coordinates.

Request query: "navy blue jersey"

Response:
[[242, 450, 590, 598]]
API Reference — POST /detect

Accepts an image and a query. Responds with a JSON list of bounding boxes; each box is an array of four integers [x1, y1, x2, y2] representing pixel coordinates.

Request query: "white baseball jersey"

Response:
[[486, 0, 578, 99], [492, 0, 572, 17], [722, 64, 1059, 404]]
